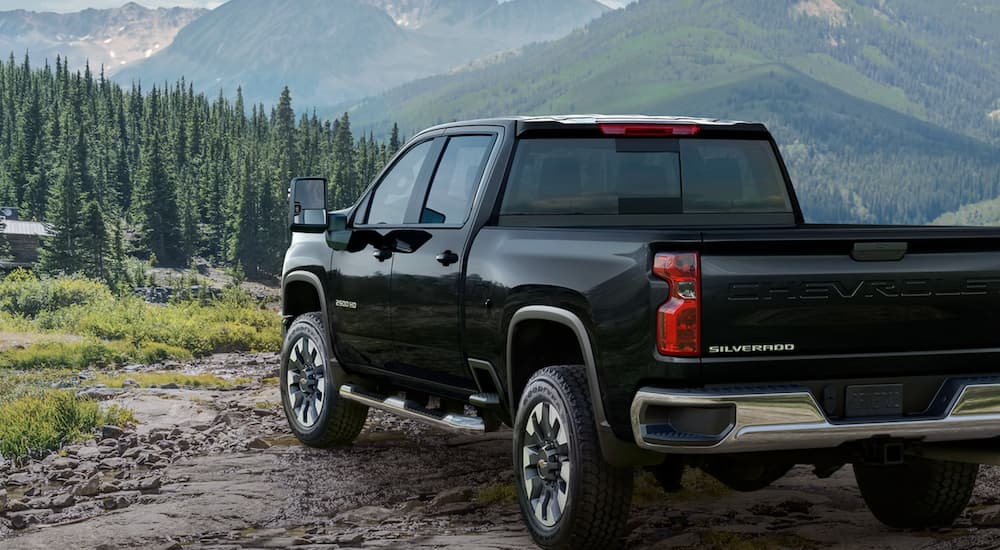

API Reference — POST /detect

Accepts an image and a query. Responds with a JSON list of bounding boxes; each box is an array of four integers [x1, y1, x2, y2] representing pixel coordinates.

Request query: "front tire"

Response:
[[280, 312, 368, 447], [513, 366, 633, 550], [854, 457, 978, 528]]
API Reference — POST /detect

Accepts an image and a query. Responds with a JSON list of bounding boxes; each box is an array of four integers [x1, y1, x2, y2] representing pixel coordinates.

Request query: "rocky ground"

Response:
[[4, 354, 1000, 549]]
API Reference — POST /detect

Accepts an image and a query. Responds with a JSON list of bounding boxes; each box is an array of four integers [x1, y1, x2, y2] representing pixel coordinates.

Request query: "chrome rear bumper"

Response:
[[630, 380, 1000, 454]]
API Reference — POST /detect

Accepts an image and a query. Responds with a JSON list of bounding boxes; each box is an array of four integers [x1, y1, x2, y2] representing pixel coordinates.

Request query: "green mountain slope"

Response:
[[346, 0, 1000, 223], [113, 0, 607, 107]]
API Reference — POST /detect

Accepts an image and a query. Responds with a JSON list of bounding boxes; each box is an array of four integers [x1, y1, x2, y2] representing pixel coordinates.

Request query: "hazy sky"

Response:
[[0, 0, 223, 10], [0, 0, 633, 12]]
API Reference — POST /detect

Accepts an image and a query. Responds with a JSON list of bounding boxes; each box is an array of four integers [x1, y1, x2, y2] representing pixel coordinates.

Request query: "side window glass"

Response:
[[420, 135, 495, 224], [366, 140, 434, 225]]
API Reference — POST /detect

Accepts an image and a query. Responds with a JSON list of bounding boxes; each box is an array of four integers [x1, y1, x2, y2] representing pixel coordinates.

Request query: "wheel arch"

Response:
[[282, 270, 330, 348], [506, 305, 660, 466]]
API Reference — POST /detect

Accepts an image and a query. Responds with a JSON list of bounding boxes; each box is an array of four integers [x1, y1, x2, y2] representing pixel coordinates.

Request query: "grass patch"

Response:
[[633, 468, 731, 506], [0, 340, 193, 370], [0, 390, 134, 460], [699, 531, 818, 550], [475, 483, 518, 506], [0, 272, 281, 367], [92, 372, 249, 389]]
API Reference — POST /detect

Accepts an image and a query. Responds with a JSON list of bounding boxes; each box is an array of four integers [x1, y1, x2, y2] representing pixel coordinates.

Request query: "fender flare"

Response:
[[282, 270, 331, 351], [506, 305, 660, 467]]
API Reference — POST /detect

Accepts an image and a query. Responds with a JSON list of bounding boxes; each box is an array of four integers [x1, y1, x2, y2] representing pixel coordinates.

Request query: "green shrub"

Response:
[[0, 390, 132, 460], [0, 273, 113, 317], [0, 340, 192, 370]]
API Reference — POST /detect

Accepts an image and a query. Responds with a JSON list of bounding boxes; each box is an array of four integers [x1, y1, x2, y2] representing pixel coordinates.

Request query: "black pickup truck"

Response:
[[280, 115, 1000, 549]]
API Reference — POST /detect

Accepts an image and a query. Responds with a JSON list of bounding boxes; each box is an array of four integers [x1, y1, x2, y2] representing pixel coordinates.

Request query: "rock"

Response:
[[147, 429, 171, 443], [75, 446, 102, 460], [52, 457, 80, 470], [101, 425, 126, 440], [76, 387, 125, 401], [100, 457, 126, 470], [24, 486, 40, 497], [101, 490, 139, 510], [6, 472, 35, 486], [247, 437, 272, 450], [121, 447, 143, 459], [7, 499, 30, 512], [100, 481, 122, 494], [50, 492, 76, 509], [159, 382, 180, 390], [972, 504, 1000, 527], [75, 475, 101, 497], [137, 476, 162, 492], [97, 445, 118, 457], [158, 543, 183, 550], [8, 510, 45, 529], [252, 408, 273, 417], [75, 461, 100, 477], [429, 487, 475, 508], [0, 488, 7, 512], [335, 506, 396, 524], [122, 378, 140, 388]]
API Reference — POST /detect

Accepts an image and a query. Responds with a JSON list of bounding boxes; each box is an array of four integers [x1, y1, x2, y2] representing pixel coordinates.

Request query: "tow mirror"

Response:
[[289, 177, 328, 232]]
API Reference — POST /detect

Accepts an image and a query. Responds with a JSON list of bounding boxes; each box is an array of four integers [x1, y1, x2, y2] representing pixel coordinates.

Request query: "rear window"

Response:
[[499, 138, 791, 216]]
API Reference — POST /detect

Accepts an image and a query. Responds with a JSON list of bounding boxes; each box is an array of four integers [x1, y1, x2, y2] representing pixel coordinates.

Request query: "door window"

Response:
[[420, 135, 496, 224], [366, 140, 434, 225]]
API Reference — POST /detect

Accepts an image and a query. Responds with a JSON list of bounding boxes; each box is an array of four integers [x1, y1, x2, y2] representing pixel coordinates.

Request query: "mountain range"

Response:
[[343, 0, 1000, 225], [0, 2, 204, 75], [112, 0, 609, 106], [2, 0, 999, 225]]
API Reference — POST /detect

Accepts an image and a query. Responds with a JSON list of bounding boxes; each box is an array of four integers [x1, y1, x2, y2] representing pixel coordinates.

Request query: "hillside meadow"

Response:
[[0, 269, 281, 460]]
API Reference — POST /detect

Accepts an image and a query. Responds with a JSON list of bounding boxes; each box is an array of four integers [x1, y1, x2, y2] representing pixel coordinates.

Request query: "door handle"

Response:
[[373, 248, 392, 262], [435, 250, 459, 266]]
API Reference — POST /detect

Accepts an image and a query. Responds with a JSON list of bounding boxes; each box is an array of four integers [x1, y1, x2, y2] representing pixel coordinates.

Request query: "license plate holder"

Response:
[[845, 384, 903, 418]]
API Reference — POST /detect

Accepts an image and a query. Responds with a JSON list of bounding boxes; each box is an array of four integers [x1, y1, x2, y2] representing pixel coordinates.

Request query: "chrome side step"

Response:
[[339, 384, 485, 433]]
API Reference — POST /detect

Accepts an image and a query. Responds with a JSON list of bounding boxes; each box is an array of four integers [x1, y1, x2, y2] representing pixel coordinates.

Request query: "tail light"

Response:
[[653, 252, 700, 356], [599, 123, 701, 136]]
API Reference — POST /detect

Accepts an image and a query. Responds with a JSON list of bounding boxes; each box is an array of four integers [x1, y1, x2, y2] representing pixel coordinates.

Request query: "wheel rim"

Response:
[[285, 335, 326, 429], [521, 402, 571, 527]]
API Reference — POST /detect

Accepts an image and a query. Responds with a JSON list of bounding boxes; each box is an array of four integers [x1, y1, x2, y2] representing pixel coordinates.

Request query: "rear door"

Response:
[[388, 130, 499, 389]]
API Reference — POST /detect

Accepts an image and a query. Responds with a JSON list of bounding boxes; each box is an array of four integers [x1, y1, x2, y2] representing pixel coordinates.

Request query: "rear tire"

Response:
[[512, 365, 633, 550], [280, 312, 368, 448], [854, 457, 978, 528]]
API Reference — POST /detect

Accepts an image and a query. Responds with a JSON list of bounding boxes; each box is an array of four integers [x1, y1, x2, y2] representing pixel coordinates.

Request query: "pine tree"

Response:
[[133, 104, 183, 265]]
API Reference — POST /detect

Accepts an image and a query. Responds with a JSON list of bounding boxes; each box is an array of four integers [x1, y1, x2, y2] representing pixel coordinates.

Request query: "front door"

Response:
[[329, 138, 437, 370], [389, 133, 498, 389]]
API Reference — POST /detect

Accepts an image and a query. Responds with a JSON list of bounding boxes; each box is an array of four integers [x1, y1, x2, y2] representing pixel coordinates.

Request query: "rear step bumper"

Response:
[[631, 379, 1000, 454], [339, 384, 485, 433]]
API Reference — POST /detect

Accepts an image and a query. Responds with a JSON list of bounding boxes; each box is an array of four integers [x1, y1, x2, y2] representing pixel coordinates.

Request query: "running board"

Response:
[[339, 384, 485, 433]]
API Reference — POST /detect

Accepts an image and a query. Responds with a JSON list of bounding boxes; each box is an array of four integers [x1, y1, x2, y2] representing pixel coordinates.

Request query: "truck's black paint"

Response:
[[283, 117, 1000, 451]]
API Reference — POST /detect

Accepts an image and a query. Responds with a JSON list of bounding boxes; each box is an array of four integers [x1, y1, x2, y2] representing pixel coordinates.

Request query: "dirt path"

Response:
[[5, 354, 1000, 549]]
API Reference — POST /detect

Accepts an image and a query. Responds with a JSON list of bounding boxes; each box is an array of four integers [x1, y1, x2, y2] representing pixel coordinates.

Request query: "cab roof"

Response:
[[419, 114, 770, 137]]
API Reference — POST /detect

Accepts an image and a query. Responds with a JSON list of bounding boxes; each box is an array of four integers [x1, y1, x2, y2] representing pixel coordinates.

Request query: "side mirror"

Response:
[[325, 212, 351, 250], [289, 177, 328, 232]]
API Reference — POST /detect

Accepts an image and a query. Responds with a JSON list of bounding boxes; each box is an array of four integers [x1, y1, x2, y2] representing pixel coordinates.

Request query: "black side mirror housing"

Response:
[[325, 212, 351, 250]]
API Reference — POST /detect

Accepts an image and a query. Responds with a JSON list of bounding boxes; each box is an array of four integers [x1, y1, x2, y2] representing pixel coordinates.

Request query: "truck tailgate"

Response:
[[698, 227, 1000, 374]]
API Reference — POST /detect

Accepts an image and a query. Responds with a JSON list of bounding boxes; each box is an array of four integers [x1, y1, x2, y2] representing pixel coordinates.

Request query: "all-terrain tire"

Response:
[[854, 457, 978, 529], [280, 312, 368, 448], [513, 365, 633, 550]]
